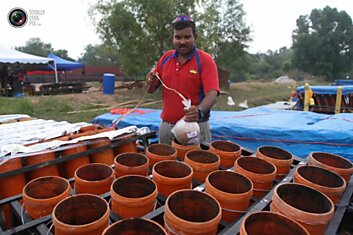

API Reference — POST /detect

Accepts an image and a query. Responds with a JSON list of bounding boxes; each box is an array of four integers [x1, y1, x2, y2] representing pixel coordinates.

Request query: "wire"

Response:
[[111, 73, 187, 129], [110, 86, 149, 129], [154, 73, 187, 103], [47, 222, 54, 235], [20, 203, 25, 224]]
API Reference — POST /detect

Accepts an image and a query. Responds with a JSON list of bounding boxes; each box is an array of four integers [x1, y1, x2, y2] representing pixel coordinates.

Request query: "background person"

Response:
[[146, 15, 219, 146], [10, 63, 26, 95], [0, 65, 10, 96]]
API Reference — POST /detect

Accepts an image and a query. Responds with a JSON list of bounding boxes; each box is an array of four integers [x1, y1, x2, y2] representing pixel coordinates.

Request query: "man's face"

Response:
[[172, 26, 196, 56]]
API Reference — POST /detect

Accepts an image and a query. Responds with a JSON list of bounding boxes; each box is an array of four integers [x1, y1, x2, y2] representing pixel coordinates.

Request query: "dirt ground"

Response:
[[19, 81, 163, 123], [30, 82, 154, 109]]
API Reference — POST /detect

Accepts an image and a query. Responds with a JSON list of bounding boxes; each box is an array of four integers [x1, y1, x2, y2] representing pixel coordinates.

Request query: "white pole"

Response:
[[54, 61, 58, 83], [47, 60, 58, 83]]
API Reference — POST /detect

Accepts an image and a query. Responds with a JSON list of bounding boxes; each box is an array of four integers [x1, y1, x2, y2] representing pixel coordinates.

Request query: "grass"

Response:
[[0, 80, 321, 123], [0, 98, 34, 116], [216, 82, 297, 111]]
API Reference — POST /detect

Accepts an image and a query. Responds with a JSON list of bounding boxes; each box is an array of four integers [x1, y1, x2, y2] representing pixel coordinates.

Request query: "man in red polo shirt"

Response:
[[146, 15, 219, 146]]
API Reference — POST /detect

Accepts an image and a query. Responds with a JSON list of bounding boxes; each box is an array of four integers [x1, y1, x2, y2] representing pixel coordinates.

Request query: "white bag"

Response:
[[171, 117, 200, 146], [171, 99, 201, 145]]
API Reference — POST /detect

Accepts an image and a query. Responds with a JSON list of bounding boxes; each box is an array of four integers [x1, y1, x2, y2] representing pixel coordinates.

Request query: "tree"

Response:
[[16, 37, 53, 57], [91, 0, 250, 76], [292, 6, 353, 80], [215, 41, 251, 81], [53, 49, 75, 61], [207, 0, 252, 80], [79, 44, 119, 66], [263, 47, 292, 71], [16, 38, 76, 61]]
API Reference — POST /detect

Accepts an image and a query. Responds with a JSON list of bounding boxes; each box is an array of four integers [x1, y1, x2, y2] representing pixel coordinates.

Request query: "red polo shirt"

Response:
[[153, 48, 219, 124]]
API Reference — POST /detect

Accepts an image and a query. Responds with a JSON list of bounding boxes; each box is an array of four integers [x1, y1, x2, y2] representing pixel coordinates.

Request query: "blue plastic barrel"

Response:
[[103, 73, 116, 94], [14, 93, 25, 97]]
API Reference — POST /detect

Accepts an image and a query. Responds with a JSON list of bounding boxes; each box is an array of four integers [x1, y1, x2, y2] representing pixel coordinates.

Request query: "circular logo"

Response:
[[8, 8, 27, 28]]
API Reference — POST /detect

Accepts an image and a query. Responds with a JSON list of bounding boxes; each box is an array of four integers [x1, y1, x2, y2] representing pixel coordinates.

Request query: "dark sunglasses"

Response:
[[172, 16, 195, 25]]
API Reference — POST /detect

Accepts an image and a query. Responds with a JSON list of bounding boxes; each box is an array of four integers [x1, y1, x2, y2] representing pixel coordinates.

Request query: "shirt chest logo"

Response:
[[189, 69, 198, 75]]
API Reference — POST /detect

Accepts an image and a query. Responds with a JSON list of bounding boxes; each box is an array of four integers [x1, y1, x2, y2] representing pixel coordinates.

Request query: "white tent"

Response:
[[0, 44, 58, 83]]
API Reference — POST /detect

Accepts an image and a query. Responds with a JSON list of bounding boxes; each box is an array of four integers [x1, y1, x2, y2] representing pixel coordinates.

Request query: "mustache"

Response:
[[179, 44, 187, 48]]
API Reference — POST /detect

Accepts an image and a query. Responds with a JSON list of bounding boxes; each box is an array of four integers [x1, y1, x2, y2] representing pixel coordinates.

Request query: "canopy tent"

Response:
[[296, 85, 353, 95], [47, 53, 84, 71], [0, 44, 58, 83], [332, 80, 353, 86], [295, 85, 353, 114]]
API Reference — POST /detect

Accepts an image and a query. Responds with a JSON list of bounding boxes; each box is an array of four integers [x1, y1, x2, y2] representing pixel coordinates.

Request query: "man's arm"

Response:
[[184, 90, 218, 122], [146, 72, 159, 93], [198, 90, 218, 112]]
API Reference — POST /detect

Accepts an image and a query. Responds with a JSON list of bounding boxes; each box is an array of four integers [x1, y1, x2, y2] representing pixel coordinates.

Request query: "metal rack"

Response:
[[1, 141, 352, 235], [0, 131, 155, 234]]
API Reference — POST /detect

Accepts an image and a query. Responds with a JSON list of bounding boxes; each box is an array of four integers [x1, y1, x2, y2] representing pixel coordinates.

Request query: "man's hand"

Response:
[[146, 72, 156, 86], [184, 105, 199, 122], [146, 72, 158, 93]]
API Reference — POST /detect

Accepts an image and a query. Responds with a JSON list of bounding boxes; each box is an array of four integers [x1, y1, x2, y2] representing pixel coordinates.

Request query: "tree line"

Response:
[[17, 1, 353, 82]]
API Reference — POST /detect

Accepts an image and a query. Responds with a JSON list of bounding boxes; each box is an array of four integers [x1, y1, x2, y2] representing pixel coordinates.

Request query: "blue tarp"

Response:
[[296, 85, 353, 95], [93, 107, 353, 161], [45, 53, 84, 71]]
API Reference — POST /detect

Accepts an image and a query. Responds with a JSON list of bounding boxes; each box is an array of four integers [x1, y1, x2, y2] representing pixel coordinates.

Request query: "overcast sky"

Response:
[[242, 0, 353, 54], [1, 0, 353, 60]]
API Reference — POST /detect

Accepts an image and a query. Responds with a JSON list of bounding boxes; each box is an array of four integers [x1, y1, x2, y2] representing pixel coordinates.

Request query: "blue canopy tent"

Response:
[[38, 53, 84, 82], [47, 53, 84, 71], [295, 85, 353, 114], [332, 80, 353, 86]]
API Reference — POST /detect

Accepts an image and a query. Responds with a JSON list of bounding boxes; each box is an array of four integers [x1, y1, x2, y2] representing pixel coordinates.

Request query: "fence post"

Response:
[[304, 83, 310, 111], [335, 86, 342, 114]]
